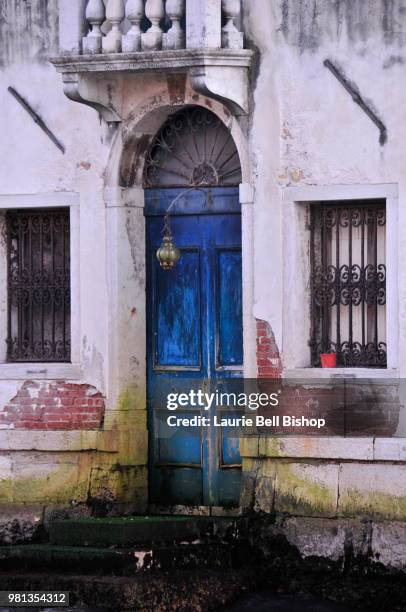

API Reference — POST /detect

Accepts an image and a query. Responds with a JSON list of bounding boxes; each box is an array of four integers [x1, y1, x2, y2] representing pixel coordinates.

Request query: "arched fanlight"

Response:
[[143, 108, 242, 189]]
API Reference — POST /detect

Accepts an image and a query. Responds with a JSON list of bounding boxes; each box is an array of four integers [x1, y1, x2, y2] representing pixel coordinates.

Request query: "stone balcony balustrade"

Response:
[[52, 0, 253, 122], [63, 0, 244, 55]]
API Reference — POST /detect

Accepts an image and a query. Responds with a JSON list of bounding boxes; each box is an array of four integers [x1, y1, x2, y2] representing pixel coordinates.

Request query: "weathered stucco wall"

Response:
[[240, 0, 406, 553], [0, 0, 59, 67], [244, 0, 406, 376], [276, 0, 406, 52], [0, 0, 148, 531], [0, 0, 108, 370], [240, 435, 406, 570]]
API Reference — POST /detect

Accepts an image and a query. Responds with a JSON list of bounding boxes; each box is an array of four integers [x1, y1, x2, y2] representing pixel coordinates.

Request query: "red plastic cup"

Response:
[[320, 353, 337, 368]]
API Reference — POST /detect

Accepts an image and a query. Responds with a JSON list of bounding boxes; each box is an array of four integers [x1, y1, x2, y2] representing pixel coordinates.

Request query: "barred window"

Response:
[[6, 209, 70, 362], [309, 200, 386, 367]]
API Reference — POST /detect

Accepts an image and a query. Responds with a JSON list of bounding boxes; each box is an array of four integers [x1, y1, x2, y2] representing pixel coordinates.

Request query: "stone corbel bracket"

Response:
[[51, 49, 253, 121], [189, 61, 250, 116], [61, 73, 121, 124], [189, 49, 252, 116]]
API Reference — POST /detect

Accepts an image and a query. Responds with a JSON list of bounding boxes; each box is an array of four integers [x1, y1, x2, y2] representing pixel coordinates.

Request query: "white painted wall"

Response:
[[244, 0, 406, 378], [0, 46, 110, 397]]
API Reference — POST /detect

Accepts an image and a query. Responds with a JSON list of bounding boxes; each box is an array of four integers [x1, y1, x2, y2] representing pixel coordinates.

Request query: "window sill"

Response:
[[0, 429, 118, 452], [0, 363, 82, 380], [283, 367, 398, 379]]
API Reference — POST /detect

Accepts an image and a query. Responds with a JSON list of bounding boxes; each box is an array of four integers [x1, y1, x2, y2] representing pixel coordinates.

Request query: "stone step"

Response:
[[0, 566, 258, 610], [49, 515, 242, 547], [0, 540, 248, 575], [0, 544, 135, 575]]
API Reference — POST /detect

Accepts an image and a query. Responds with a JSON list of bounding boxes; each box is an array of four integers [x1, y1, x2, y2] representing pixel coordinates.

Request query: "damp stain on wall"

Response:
[[277, 0, 406, 52], [0, 0, 58, 66]]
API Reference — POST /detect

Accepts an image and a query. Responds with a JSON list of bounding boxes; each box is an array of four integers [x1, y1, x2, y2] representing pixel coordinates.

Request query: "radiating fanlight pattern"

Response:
[[143, 108, 242, 188]]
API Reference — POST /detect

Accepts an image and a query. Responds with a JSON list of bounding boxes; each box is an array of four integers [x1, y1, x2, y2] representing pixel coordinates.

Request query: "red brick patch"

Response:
[[256, 319, 282, 378], [0, 382, 105, 430]]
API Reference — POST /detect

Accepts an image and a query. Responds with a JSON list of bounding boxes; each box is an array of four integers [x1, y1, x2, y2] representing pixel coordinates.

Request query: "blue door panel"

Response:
[[146, 187, 243, 508], [217, 249, 243, 367], [220, 423, 243, 466], [157, 412, 202, 465], [145, 187, 241, 216], [151, 468, 203, 506], [153, 249, 201, 368], [217, 470, 243, 507]]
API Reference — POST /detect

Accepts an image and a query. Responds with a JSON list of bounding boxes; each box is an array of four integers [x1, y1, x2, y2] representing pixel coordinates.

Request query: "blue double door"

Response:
[[146, 187, 243, 508]]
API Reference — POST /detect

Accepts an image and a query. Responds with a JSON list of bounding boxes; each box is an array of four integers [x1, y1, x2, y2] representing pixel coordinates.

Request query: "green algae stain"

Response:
[[117, 384, 145, 412], [258, 437, 282, 457], [4, 463, 88, 505], [339, 489, 406, 520], [273, 462, 337, 516]]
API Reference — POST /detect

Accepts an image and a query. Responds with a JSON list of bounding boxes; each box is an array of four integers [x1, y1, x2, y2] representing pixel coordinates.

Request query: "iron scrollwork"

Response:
[[6, 209, 71, 362], [143, 108, 242, 188], [310, 202, 387, 367]]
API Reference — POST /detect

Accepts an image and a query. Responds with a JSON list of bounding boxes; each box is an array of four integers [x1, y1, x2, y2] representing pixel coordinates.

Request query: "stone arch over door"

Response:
[[107, 94, 251, 190], [103, 95, 255, 509]]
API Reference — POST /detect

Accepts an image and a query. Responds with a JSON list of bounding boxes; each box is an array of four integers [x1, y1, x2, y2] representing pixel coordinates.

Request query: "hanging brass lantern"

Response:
[[156, 187, 203, 271], [156, 213, 181, 271], [156, 233, 180, 271]]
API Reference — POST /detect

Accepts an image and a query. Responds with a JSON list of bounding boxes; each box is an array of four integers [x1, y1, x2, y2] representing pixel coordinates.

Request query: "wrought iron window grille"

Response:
[[309, 200, 386, 368], [6, 209, 71, 363]]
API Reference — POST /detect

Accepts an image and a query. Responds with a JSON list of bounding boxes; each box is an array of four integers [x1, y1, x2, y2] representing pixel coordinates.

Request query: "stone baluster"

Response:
[[102, 0, 125, 53], [221, 0, 243, 48], [82, 0, 105, 54], [122, 0, 145, 52], [141, 0, 165, 51], [163, 0, 185, 50]]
